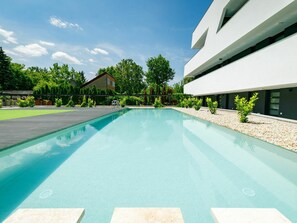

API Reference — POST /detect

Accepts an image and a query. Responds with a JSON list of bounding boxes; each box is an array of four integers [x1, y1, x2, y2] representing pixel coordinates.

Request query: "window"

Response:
[[268, 91, 280, 116], [217, 0, 249, 31]]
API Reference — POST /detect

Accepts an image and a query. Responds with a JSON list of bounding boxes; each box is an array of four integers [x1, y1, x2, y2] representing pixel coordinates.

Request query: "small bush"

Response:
[[0, 96, 3, 108], [234, 93, 259, 123], [206, 98, 218, 114], [180, 99, 187, 108], [120, 98, 126, 107], [81, 95, 87, 107], [194, 98, 203, 111], [55, 98, 63, 107], [26, 96, 35, 107], [17, 98, 28, 107], [153, 97, 163, 108], [87, 98, 95, 107], [66, 97, 75, 107]]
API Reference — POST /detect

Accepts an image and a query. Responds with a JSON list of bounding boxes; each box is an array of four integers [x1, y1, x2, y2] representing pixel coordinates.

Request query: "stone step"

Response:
[[3, 208, 85, 223], [110, 208, 184, 223], [211, 208, 292, 223]]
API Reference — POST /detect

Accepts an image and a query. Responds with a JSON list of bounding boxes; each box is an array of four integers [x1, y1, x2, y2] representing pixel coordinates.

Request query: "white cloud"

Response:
[[3, 49, 18, 56], [14, 44, 48, 57], [97, 43, 124, 58], [0, 27, 18, 44], [52, 51, 82, 65], [88, 58, 96, 63], [49, 17, 83, 30], [88, 47, 109, 55], [39, 40, 55, 46]]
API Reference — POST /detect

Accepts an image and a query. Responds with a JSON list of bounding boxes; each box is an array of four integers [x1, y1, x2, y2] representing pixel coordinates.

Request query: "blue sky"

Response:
[[0, 0, 212, 84]]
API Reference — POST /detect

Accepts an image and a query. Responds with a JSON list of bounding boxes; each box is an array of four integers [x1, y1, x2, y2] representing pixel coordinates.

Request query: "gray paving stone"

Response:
[[0, 107, 123, 150]]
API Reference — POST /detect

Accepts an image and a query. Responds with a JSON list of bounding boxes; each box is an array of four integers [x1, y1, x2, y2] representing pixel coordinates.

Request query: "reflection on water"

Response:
[[0, 112, 122, 221], [56, 127, 86, 148]]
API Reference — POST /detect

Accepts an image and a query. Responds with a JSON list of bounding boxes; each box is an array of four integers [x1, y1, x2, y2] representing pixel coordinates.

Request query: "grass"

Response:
[[0, 110, 73, 121]]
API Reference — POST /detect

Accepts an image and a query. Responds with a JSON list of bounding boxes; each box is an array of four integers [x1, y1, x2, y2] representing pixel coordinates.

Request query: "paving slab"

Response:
[[110, 208, 184, 223], [3, 208, 85, 223], [0, 107, 123, 150], [211, 208, 292, 223]]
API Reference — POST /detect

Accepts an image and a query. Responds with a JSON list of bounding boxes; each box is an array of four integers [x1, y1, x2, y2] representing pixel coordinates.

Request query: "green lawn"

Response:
[[0, 110, 73, 121]]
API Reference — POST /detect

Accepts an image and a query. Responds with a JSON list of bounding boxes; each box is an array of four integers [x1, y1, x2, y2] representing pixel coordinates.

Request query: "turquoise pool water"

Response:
[[0, 109, 297, 223]]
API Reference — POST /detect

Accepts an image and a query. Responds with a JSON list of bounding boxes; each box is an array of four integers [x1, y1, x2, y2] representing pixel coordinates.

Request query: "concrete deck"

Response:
[[211, 208, 292, 223], [3, 208, 85, 223], [0, 106, 123, 150], [110, 208, 184, 223]]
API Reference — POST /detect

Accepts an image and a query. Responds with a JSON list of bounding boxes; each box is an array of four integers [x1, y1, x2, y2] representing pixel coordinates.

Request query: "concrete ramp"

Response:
[[3, 208, 85, 223], [211, 208, 292, 223], [110, 208, 184, 223]]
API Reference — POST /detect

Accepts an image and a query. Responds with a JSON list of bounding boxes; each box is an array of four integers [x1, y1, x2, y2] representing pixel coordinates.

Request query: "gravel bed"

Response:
[[173, 107, 297, 153]]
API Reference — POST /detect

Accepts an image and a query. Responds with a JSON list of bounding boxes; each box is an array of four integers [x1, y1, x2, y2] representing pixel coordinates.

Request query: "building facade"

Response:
[[81, 72, 115, 91], [184, 0, 297, 120]]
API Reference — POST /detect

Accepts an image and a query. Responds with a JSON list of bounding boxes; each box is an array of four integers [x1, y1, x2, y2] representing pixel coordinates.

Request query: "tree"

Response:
[[10, 63, 33, 90], [115, 59, 145, 94], [172, 76, 194, 93], [173, 81, 183, 93], [145, 55, 175, 90], [98, 60, 145, 94], [49, 63, 86, 87], [97, 66, 117, 77], [0, 47, 13, 90]]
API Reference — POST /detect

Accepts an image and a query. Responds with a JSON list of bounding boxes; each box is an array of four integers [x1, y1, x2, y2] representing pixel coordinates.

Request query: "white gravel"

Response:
[[173, 107, 297, 153]]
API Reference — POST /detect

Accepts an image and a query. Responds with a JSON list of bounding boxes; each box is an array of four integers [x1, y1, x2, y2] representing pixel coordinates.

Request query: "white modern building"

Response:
[[184, 0, 297, 120]]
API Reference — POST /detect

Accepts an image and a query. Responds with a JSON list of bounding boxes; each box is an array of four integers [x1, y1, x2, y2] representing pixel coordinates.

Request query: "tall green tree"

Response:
[[0, 47, 13, 90], [145, 55, 175, 88], [10, 63, 33, 90], [97, 66, 117, 77], [49, 63, 86, 87], [98, 60, 145, 94], [115, 59, 145, 94]]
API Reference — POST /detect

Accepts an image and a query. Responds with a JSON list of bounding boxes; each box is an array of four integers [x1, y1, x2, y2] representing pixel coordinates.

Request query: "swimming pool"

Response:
[[0, 109, 296, 223]]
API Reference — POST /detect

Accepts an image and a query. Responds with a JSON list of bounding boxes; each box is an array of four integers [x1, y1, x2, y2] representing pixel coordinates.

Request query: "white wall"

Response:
[[186, 0, 296, 77], [184, 33, 297, 96]]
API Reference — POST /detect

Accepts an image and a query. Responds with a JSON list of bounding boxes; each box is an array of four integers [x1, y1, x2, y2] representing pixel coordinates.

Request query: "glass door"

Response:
[[268, 91, 280, 116]]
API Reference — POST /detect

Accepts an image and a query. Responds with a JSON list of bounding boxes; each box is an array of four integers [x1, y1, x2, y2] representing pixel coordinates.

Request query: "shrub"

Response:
[[81, 95, 87, 107], [125, 96, 143, 106], [55, 98, 63, 107], [17, 98, 28, 107], [206, 97, 218, 114], [153, 97, 163, 108], [26, 96, 35, 107], [188, 98, 195, 108], [179, 98, 189, 108], [120, 98, 126, 107], [194, 98, 203, 111], [87, 98, 95, 107], [0, 96, 2, 108], [66, 97, 75, 107], [234, 93, 259, 123]]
